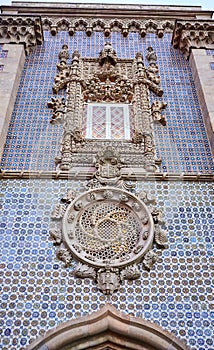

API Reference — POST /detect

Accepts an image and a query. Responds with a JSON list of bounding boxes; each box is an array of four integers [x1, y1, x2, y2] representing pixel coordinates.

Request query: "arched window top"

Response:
[[28, 304, 190, 350]]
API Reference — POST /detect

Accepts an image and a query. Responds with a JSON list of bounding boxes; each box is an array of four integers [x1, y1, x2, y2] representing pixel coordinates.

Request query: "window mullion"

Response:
[[106, 105, 111, 139], [86, 104, 93, 138], [124, 105, 131, 139]]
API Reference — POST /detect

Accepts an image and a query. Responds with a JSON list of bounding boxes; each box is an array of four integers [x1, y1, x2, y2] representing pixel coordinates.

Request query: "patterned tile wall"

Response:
[[0, 179, 213, 350], [0, 44, 8, 59], [0, 31, 213, 172]]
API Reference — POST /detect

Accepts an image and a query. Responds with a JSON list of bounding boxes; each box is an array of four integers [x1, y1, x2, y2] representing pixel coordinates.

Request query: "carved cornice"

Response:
[[172, 20, 214, 59], [43, 17, 174, 38], [0, 170, 213, 182], [0, 15, 43, 54]]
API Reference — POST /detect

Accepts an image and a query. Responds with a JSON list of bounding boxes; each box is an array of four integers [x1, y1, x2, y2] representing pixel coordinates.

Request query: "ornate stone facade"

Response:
[[0, 2, 213, 350], [48, 42, 167, 172], [28, 304, 190, 350]]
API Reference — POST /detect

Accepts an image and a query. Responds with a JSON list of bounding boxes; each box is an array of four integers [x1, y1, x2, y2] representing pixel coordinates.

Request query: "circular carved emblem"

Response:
[[63, 187, 154, 268]]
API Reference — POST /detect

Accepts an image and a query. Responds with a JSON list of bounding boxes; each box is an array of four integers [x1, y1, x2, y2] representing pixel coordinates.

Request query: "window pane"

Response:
[[110, 106, 125, 139], [92, 105, 106, 138], [84, 103, 131, 140]]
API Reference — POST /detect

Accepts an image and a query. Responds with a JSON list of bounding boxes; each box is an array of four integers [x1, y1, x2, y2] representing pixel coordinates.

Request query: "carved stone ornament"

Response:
[[151, 100, 167, 126], [48, 43, 167, 172], [94, 146, 123, 185], [0, 15, 43, 54], [50, 183, 167, 294], [47, 96, 66, 124], [172, 20, 214, 59]]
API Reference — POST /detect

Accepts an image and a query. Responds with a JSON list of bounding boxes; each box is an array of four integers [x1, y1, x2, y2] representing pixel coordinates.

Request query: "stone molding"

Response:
[[172, 20, 214, 59], [2, 3, 213, 20], [27, 303, 190, 350], [43, 17, 174, 38], [0, 169, 213, 181], [0, 15, 43, 54]]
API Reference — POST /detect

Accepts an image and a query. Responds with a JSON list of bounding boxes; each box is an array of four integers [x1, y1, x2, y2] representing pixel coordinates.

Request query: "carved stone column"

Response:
[[56, 50, 85, 169]]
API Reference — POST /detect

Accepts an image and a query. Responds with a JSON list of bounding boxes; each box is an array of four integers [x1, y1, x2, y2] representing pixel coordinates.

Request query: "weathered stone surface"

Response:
[[189, 49, 214, 152], [0, 44, 25, 160]]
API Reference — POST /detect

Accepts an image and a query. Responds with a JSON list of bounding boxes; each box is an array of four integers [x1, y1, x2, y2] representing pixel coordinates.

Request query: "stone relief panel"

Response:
[[48, 42, 167, 172]]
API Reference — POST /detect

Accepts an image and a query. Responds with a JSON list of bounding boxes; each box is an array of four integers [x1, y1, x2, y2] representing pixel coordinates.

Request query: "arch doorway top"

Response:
[[27, 303, 190, 350]]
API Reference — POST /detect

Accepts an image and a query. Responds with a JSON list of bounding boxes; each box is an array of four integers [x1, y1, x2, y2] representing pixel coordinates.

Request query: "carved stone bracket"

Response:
[[42, 17, 174, 37], [0, 15, 43, 54], [172, 20, 214, 59], [50, 174, 167, 294]]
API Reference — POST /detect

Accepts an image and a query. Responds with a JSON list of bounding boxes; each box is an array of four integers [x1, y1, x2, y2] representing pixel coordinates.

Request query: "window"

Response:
[[84, 103, 131, 140]]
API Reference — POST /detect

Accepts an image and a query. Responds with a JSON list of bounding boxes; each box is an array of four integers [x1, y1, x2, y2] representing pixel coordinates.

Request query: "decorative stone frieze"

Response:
[[42, 17, 174, 37], [172, 20, 214, 59], [1, 169, 214, 181], [48, 43, 166, 172], [0, 15, 43, 54]]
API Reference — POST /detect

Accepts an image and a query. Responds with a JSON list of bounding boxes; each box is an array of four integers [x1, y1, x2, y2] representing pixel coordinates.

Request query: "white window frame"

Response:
[[85, 103, 131, 140]]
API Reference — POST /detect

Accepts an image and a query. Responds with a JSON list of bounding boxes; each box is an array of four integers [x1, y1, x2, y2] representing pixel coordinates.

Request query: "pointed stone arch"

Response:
[[28, 304, 190, 350]]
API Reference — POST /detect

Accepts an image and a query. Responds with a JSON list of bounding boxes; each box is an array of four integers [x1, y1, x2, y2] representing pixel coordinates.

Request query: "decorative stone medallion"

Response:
[[63, 187, 154, 269], [51, 183, 167, 294]]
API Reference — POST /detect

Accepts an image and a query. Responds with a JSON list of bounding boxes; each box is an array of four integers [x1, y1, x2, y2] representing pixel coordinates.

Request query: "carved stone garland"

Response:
[[50, 147, 168, 295], [48, 42, 167, 172]]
